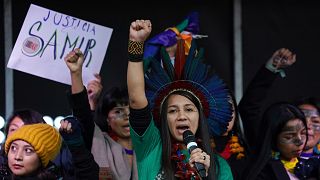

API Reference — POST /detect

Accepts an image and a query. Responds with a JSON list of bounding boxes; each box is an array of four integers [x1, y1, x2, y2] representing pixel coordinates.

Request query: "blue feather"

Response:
[[144, 39, 233, 136]]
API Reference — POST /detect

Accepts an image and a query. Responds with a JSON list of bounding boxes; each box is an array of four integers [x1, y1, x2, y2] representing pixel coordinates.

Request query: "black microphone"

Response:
[[183, 130, 206, 178]]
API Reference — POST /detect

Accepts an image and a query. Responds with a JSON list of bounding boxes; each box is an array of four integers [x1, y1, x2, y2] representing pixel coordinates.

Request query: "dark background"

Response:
[[1, 1, 4, 117], [1, 0, 319, 119], [242, 0, 320, 109]]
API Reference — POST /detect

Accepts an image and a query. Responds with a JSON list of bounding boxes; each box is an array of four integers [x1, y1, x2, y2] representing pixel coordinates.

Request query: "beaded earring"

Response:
[[313, 141, 320, 154], [272, 151, 280, 160]]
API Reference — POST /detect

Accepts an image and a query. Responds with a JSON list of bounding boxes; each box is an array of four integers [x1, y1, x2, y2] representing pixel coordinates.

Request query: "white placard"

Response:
[[7, 4, 113, 86]]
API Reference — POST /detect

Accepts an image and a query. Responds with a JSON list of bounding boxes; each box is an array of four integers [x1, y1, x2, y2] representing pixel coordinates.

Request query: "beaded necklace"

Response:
[[109, 130, 134, 155], [124, 148, 134, 155], [171, 143, 200, 180]]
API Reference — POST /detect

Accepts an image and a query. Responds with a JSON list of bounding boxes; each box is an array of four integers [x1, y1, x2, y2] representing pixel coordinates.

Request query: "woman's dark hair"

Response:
[[4, 108, 45, 136], [94, 86, 129, 132], [293, 96, 320, 113], [228, 92, 249, 150], [245, 102, 307, 180], [159, 90, 217, 180]]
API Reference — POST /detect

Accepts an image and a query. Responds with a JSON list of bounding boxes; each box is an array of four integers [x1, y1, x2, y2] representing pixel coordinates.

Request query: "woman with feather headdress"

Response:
[[127, 12, 233, 180]]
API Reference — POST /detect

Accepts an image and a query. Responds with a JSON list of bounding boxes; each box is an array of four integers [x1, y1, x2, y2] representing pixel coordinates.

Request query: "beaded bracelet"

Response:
[[128, 40, 144, 62]]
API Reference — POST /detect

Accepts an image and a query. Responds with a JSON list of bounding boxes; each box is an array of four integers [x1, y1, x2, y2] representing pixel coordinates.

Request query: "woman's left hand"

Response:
[[188, 148, 210, 177]]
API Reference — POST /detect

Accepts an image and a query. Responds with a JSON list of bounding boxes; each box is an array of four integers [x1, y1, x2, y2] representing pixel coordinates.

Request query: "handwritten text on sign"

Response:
[[7, 4, 113, 86]]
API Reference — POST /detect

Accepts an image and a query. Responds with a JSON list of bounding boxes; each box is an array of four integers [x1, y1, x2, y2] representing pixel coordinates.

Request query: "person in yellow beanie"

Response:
[[2, 112, 99, 179], [5, 123, 62, 179], [0, 108, 75, 179]]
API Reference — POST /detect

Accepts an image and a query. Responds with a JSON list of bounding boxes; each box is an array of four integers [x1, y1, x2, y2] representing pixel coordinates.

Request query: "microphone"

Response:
[[183, 130, 206, 178]]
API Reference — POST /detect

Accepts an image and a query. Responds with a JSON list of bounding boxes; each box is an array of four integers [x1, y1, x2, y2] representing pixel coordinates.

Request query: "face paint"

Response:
[[312, 124, 320, 132], [109, 106, 129, 120], [279, 135, 305, 146], [301, 109, 320, 118], [278, 122, 306, 146], [302, 109, 320, 132]]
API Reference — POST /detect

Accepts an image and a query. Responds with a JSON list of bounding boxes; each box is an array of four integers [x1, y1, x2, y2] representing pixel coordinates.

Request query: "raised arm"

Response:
[[60, 116, 99, 179], [239, 48, 296, 148], [64, 49, 95, 149], [127, 20, 152, 109], [64, 48, 85, 94]]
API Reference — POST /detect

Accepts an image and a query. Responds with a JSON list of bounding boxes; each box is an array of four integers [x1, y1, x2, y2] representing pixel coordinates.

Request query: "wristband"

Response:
[[128, 40, 144, 62], [265, 63, 286, 78]]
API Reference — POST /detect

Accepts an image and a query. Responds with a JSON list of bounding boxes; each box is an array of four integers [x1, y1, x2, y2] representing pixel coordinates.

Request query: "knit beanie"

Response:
[[5, 123, 62, 167]]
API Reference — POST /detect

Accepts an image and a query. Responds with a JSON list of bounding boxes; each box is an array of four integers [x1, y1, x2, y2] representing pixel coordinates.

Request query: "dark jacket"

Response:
[[238, 66, 283, 180]]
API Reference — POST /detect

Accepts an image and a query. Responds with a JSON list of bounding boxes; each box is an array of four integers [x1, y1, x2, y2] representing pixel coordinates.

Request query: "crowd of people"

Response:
[[1, 11, 319, 180]]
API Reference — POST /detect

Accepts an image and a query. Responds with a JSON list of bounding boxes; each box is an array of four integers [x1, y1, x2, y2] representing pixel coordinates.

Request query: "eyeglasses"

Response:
[[109, 106, 129, 120]]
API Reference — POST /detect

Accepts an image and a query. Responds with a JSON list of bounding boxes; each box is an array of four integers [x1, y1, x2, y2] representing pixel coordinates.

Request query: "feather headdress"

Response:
[[143, 13, 232, 135]]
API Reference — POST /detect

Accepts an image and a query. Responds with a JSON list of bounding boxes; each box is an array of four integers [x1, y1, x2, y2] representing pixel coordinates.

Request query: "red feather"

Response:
[[174, 39, 186, 80]]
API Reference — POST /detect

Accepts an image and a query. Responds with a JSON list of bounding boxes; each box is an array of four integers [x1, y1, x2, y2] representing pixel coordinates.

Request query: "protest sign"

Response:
[[7, 4, 113, 86]]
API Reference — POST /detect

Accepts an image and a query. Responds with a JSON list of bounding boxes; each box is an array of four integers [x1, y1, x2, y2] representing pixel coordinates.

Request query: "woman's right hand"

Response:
[[267, 48, 296, 69], [129, 19, 152, 42], [64, 48, 84, 74], [188, 148, 211, 177]]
